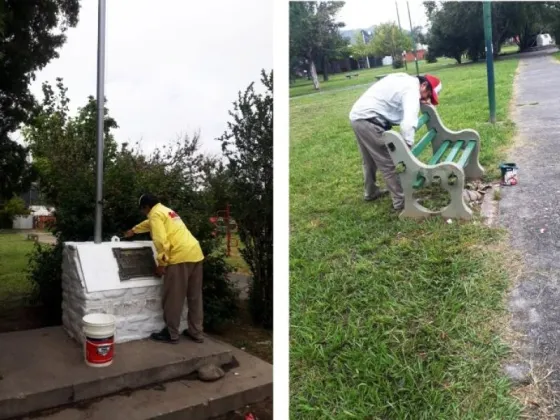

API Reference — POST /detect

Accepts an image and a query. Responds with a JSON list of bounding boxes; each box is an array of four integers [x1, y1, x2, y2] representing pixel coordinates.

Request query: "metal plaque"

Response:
[[112, 247, 156, 281]]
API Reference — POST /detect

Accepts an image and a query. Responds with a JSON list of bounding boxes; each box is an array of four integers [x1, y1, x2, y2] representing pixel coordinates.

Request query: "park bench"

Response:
[[383, 103, 484, 220]]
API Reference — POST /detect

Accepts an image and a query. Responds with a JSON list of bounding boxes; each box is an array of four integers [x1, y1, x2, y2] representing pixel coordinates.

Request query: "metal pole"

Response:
[[94, 0, 106, 243], [483, 1, 496, 123], [406, 1, 419, 76], [395, 1, 408, 71]]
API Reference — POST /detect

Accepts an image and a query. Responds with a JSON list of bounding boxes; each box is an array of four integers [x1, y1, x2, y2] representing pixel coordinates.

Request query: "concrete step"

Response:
[[0, 327, 241, 419], [19, 348, 272, 420]]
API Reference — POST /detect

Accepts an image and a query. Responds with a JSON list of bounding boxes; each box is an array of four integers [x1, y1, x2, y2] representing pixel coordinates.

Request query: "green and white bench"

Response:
[[383, 103, 484, 220]]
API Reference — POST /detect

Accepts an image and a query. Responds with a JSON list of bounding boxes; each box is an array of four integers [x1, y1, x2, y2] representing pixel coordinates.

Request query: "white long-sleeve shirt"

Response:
[[349, 73, 420, 146]]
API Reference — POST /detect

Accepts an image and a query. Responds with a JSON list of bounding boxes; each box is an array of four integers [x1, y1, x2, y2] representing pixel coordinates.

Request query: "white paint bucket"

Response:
[[82, 313, 116, 368]]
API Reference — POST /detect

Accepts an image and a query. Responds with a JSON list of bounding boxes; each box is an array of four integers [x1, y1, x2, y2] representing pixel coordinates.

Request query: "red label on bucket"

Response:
[[85, 335, 114, 365]]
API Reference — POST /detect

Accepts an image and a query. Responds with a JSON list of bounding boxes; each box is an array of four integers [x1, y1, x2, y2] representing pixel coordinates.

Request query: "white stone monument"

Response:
[[61, 238, 187, 343]]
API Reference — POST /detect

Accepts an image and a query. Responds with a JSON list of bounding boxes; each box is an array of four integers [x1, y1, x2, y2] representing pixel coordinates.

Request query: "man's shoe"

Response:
[[150, 328, 179, 344], [364, 189, 389, 201], [182, 329, 204, 343]]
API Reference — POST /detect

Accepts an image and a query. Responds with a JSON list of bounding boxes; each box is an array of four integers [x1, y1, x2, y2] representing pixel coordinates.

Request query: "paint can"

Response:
[[82, 313, 116, 367], [499, 163, 518, 186]]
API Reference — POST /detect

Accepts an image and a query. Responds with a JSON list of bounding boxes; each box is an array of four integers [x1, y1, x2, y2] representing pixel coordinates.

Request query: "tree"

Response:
[[0, 196, 30, 228], [24, 80, 239, 329], [290, 1, 345, 90], [425, 1, 554, 63], [0, 135, 36, 202], [350, 31, 372, 68], [0, 0, 80, 135], [370, 22, 412, 62], [410, 26, 427, 45], [217, 70, 273, 329]]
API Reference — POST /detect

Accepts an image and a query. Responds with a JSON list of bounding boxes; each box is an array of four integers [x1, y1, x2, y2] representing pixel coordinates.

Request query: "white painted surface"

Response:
[[12, 215, 33, 229], [65, 241, 162, 293], [537, 34, 552, 47], [62, 241, 188, 343], [29, 205, 55, 216], [382, 56, 393, 66]]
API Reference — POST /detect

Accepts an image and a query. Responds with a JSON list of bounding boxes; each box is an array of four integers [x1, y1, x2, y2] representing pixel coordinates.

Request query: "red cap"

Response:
[[424, 74, 442, 105]]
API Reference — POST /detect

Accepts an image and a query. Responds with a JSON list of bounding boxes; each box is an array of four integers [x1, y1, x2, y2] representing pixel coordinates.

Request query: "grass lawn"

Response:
[[290, 58, 523, 418], [554, 51, 560, 62], [500, 44, 520, 55], [290, 58, 458, 98], [0, 231, 35, 306]]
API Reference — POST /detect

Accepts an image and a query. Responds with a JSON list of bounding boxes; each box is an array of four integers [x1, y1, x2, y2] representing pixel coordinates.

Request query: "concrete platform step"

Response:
[[0, 327, 237, 419], [19, 348, 272, 420]]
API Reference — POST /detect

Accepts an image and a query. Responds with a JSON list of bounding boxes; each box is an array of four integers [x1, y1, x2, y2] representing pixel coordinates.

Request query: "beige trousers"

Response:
[[351, 119, 405, 209], [162, 261, 203, 340]]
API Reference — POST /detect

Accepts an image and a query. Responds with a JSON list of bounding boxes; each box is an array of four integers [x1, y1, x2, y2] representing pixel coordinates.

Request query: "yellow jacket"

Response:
[[132, 203, 204, 266]]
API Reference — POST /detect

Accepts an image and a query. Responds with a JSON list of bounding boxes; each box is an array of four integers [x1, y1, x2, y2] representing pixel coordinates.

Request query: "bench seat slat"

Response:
[[444, 140, 465, 163], [456, 140, 477, 167], [412, 128, 437, 157]]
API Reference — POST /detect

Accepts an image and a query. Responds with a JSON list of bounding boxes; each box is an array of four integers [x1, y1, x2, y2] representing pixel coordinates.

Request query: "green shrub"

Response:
[[28, 242, 63, 324], [0, 196, 30, 228], [392, 56, 404, 69], [425, 49, 438, 63]]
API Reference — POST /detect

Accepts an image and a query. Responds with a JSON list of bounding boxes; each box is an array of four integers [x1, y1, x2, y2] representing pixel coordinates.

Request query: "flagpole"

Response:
[[94, 0, 106, 243]]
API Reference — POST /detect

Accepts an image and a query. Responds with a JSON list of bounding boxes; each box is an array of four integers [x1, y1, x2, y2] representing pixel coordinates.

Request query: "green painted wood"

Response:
[[444, 140, 465, 163], [428, 140, 451, 165], [412, 129, 437, 157], [413, 175, 426, 189], [416, 112, 430, 129], [456, 140, 477, 167]]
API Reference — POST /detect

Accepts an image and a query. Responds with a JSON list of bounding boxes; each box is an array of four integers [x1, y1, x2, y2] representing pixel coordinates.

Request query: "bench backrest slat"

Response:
[[456, 140, 477, 167], [428, 140, 451, 165], [444, 140, 465, 163], [412, 128, 437, 157], [416, 112, 430, 130]]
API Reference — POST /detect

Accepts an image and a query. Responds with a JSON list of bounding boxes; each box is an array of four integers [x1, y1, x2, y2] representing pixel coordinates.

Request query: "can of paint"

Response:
[[499, 163, 518, 186]]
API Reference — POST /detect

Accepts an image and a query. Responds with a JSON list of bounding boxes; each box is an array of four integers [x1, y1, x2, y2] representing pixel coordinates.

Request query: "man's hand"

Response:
[[124, 229, 135, 238], [155, 265, 166, 277]]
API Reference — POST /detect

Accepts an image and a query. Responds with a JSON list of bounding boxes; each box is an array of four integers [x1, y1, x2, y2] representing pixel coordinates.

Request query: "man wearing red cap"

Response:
[[349, 73, 442, 211]]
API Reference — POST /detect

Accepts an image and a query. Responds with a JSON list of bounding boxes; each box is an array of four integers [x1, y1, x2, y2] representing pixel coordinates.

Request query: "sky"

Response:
[[336, 0, 429, 32], [20, 0, 273, 157]]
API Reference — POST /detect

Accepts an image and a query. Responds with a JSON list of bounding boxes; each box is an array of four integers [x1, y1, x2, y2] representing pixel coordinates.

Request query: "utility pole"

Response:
[[362, 30, 371, 69], [406, 1, 420, 76], [395, 1, 408, 71], [483, 1, 496, 123], [94, 0, 106, 243]]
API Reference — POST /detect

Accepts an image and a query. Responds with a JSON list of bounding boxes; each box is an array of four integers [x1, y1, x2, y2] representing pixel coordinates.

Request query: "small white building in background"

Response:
[[382, 56, 393, 66], [537, 33, 553, 47], [12, 205, 55, 230]]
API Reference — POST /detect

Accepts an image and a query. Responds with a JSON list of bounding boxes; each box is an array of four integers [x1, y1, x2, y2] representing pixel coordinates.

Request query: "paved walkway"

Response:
[[500, 48, 560, 407]]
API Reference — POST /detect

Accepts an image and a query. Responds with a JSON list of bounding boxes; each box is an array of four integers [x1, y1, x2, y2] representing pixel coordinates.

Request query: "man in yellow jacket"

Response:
[[125, 194, 205, 344]]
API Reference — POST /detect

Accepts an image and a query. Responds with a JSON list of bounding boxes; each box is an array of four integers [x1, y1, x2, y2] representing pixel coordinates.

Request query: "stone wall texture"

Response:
[[62, 244, 188, 343]]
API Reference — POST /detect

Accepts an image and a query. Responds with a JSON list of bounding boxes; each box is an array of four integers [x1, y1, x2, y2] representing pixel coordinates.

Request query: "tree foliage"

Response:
[[0, 0, 80, 135], [350, 31, 371, 65], [370, 23, 413, 61], [23, 80, 239, 330], [425, 1, 560, 64], [289, 1, 346, 89], [0, 135, 36, 202], [217, 70, 273, 329]]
